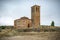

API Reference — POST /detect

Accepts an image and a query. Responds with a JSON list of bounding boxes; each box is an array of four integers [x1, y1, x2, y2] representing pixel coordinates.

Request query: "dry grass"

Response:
[[0, 32, 60, 40], [0, 26, 60, 40]]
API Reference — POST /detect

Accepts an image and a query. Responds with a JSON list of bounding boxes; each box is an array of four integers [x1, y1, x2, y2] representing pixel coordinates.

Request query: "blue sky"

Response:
[[0, 0, 60, 26]]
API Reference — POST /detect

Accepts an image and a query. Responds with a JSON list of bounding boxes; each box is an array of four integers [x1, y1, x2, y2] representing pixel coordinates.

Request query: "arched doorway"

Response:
[[28, 24, 30, 28]]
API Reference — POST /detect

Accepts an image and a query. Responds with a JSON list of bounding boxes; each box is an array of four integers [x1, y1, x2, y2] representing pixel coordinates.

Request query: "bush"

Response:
[[0, 28, 2, 32], [44, 29, 48, 32], [0, 26, 6, 29]]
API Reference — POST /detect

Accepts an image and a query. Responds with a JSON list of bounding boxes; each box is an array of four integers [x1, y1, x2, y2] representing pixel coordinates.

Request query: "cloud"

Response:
[[0, 0, 60, 26], [0, 17, 14, 25]]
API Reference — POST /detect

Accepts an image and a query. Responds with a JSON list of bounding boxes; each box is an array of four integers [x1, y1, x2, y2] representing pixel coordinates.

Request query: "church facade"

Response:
[[14, 17, 32, 29], [14, 5, 40, 29]]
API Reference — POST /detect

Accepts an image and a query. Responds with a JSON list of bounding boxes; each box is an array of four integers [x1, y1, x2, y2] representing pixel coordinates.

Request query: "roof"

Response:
[[14, 16, 30, 21], [31, 5, 40, 8], [20, 16, 29, 19]]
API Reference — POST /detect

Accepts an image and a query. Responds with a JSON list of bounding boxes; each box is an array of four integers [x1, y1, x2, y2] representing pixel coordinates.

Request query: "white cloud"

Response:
[[0, 17, 14, 25]]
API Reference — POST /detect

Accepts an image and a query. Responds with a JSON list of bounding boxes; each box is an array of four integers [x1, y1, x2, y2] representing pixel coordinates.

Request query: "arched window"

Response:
[[36, 7, 39, 12]]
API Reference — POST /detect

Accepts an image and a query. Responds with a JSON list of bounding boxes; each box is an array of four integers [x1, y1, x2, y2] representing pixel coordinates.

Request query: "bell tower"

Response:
[[31, 5, 40, 28]]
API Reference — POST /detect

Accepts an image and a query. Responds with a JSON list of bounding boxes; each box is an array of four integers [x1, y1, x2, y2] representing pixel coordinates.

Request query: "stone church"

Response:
[[14, 5, 40, 29]]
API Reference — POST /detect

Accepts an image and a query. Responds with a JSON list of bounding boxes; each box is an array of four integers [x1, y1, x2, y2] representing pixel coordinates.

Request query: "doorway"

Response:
[[28, 24, 30, 28]]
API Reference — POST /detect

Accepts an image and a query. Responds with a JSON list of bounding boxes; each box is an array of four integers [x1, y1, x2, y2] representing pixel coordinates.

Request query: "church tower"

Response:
[[31, 5, 40, 28]]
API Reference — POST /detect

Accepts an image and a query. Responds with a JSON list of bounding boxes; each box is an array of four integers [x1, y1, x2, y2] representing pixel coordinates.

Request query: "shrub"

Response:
[[0, 28, 2, 32], [0, 26, 6, 29]]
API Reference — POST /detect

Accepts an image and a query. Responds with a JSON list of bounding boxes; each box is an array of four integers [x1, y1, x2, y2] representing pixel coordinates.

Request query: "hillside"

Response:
[[0, 26, 60, 40]]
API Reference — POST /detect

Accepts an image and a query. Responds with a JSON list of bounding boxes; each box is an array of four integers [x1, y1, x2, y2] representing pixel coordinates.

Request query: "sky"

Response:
[[0, 0, 60, 26]]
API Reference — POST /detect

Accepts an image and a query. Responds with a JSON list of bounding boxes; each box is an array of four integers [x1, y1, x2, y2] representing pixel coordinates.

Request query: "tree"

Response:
[[51, 21, 55, 26]]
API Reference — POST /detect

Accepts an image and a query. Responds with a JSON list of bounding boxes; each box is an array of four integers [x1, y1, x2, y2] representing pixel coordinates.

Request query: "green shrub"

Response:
[[0, 28, 2, 32], [0, 26, 6, 29]]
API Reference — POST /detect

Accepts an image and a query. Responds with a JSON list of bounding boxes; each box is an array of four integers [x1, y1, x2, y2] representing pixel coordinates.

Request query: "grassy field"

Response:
[[0, 32, 60, 40], [0, 26, 60, 40]]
